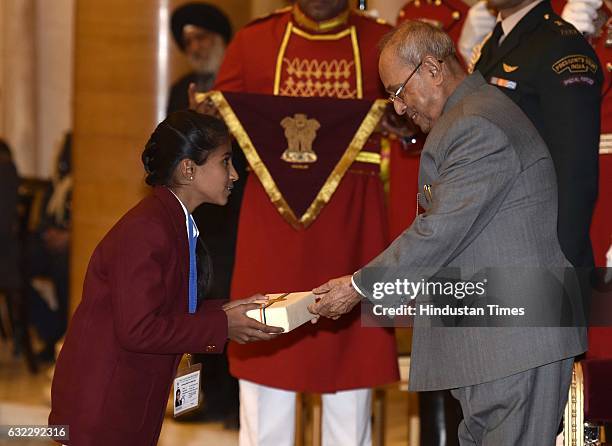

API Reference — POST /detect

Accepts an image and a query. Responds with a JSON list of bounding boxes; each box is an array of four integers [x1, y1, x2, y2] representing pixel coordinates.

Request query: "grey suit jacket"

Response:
[[354, 72, 586, 391]]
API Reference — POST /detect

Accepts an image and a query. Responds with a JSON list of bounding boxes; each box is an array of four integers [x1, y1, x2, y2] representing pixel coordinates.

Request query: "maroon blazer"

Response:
[[49, 187, 228, 445]]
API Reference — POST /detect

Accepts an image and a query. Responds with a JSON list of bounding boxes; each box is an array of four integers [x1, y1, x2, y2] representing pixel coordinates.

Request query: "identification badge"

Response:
[[173, 354, 202, 417]]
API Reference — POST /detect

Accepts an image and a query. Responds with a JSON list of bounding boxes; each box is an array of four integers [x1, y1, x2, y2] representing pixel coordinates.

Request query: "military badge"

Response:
[[552, 54, 598, 74]]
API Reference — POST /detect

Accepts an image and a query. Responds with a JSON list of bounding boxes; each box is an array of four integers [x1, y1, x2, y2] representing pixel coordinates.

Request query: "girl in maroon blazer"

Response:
[[49, 111, 282, 445]]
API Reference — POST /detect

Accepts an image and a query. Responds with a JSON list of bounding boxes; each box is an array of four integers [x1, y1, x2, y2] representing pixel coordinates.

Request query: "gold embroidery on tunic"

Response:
[[273, 23, 363, 98], [279, 58, 357, 97]]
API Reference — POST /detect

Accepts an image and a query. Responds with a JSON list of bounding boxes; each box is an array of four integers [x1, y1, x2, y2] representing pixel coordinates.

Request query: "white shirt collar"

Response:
[[497, 0, 544, 44], [167, 188, 199, 239]]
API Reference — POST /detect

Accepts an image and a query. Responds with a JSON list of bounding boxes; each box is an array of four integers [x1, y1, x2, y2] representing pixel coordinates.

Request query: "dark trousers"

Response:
[[419, 391, 462, 446]]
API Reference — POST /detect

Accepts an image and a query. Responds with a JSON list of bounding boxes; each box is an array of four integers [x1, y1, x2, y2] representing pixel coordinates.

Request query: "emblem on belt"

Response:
[[280, 113, 321, 164]]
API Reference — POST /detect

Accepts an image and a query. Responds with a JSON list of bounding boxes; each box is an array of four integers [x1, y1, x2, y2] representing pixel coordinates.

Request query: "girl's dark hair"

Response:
[[141, 110, 229, 186], [142, 110, 229, 300]]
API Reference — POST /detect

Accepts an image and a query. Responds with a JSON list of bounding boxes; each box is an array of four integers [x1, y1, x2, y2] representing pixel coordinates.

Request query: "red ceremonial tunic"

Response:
[[214, 6, 399, 392]]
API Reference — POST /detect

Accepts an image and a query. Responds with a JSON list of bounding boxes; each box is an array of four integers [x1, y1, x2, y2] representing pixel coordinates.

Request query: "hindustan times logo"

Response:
[[371, 278, 487, 300]]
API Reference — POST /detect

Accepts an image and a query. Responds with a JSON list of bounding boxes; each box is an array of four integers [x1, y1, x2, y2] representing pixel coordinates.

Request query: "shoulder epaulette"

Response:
[[246, 6, 292, 27], [542, 13, 581, 37]]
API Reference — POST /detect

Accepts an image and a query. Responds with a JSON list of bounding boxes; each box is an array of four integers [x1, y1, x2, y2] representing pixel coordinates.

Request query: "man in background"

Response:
[[459, 0, 602, 65], [167, 2, 232, 113], [472, 0, 602, 335], [459, 0, 608, 273], [27, 133, 72, 363]]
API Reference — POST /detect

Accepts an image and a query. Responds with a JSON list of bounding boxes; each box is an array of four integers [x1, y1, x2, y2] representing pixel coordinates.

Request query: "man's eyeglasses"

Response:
[[388, 59, 444, 104], [389, 61, 423, 104]]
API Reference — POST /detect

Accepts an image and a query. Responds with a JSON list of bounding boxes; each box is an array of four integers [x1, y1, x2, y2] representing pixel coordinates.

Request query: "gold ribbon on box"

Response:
[[256, 293, 290, 325], [196, 91, 387, 229], [263, 292, 289, 308]]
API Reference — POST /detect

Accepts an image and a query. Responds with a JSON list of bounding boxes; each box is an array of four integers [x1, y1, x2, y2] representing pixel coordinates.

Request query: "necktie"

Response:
[[188, 214, 197, 314], [490, 21, 504, 50]]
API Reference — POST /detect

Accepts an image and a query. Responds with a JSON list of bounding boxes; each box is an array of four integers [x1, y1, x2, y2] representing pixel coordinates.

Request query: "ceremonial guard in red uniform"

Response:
[[210, 2, 399, 444]]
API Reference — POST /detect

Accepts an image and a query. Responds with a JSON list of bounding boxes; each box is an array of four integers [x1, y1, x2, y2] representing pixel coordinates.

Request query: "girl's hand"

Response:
[[224, 296, 284, 344], [222, 294, 268, 311]]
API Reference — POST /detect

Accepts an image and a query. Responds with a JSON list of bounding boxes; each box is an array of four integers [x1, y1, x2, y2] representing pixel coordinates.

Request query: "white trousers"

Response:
[[239, 379, 372, 446]]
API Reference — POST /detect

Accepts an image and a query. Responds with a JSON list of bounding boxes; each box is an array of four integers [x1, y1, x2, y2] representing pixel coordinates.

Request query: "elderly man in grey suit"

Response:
[[308, 20, 586, 445]]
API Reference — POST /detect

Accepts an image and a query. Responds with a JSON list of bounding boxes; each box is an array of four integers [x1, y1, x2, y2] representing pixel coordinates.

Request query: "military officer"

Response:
[[474, 0, 602, 272]]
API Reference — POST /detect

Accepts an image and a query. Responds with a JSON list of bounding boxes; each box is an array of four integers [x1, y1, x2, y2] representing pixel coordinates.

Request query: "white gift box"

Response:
[[247, 292, 317, 333]]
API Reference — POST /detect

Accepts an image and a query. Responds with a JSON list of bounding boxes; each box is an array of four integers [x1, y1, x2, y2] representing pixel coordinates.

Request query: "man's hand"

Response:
[[308, 275, 361, 321], [188, 82, 221, 117], [224, 294, 284, 344]]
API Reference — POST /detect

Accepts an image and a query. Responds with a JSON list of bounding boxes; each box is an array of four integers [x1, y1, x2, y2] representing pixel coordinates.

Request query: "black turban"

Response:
[[171, 2, 232, 50]]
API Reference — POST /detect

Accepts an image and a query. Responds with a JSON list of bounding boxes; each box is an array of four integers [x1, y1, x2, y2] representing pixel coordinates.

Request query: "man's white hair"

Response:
[[380, 20, 456, 68]]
